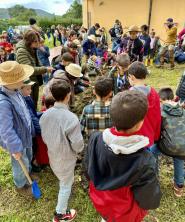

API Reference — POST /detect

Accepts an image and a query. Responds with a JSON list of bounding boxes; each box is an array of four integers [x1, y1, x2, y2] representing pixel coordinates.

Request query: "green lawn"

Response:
[[1, 66, 185, 222]]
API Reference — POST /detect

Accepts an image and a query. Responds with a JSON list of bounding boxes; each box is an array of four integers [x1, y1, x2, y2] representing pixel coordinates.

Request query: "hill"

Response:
[[0, 7, 54, 19], [0, 8, 10, 19]]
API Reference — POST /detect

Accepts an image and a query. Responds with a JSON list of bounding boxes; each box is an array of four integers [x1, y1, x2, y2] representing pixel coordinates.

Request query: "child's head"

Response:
[[150, 29, 156, 38], [50, 79, 71, 103], [111, 90, 148, 132], [116, 53, 130, 70], [94, 77, 113, 100], [159, 87, 174, 102], [44, 95, 56, 109], [61, 52, 74, 66], [141, 24, 148, 35], [20, 80, 35, 96], [0, 47, 5, 56], [128, 61, 149, 85]]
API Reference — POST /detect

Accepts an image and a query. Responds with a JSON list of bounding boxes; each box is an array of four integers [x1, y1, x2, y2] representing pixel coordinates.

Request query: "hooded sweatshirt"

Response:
[[86, 128, 162, 222], [130, 86, 161, 146]]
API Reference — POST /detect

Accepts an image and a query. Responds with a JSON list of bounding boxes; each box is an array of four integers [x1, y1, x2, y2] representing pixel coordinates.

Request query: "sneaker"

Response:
[[15, 184, 32, 197], [174, 183, 184, 197], [53, 209, 77, 222]]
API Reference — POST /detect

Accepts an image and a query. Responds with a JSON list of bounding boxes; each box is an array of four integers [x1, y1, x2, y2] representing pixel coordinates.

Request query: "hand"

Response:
[[47, 67, 54, 73], [12, 152, 22, 160]]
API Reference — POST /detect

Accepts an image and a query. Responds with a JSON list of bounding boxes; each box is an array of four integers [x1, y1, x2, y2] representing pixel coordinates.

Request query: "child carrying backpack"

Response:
[[151, 88, 185, 197]]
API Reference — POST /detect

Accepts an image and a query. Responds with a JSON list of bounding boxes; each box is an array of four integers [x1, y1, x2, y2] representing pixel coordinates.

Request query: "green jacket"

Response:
[[16, 40, 47, 84]]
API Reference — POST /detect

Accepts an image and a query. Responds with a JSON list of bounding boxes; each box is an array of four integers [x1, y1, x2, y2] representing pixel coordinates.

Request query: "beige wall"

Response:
[[83, 0, 185, 41], [150, 0, 185, 41]]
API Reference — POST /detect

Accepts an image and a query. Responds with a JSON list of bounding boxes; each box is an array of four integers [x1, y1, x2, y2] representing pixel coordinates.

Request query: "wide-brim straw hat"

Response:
[[88, 35, 96, 42], [0, 61, 34, 86], [65, 63, 83, 78], [127, 25, 141, 33], [73, 39, 81, 47]]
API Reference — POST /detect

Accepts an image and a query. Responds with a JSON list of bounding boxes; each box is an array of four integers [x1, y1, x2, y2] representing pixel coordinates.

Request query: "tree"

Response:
[[62, 0, 82, 19], [8, 5, 37, 21]]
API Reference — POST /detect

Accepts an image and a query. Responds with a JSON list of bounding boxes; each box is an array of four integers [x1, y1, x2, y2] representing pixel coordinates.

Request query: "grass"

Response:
[[1, 65, 185, 222]]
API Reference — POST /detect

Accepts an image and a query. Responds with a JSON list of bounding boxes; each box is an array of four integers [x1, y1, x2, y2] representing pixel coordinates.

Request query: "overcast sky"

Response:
[[0, 0, 73, 15]]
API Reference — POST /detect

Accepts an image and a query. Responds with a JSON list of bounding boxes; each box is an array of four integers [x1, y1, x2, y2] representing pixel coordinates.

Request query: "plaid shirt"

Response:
[[80, 100, 112, 137]]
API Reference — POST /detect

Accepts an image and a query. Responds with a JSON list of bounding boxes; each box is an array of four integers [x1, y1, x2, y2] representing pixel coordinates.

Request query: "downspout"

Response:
[[148, 0, 153, 31]]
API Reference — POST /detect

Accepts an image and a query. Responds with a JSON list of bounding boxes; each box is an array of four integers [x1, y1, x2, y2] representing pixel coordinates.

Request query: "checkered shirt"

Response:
[[80, 100, 112, 138]]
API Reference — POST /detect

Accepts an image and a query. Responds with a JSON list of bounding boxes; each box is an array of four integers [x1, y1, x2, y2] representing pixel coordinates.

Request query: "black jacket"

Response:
[[86, 131, 162, 210]]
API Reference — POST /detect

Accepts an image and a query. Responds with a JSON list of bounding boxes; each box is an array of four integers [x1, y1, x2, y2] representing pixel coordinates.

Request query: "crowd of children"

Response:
[[1, 17, 185, 222]]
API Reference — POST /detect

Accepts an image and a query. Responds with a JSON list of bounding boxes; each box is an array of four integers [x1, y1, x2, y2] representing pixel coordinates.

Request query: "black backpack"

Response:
[[109, 28, 116, 38]]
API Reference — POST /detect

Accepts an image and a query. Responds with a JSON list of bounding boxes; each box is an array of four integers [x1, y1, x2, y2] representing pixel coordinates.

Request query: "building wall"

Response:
[[83, 0, 185, 41]]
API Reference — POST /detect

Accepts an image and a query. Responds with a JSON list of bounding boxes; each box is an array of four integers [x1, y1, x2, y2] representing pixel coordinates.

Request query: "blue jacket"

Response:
[[82, 39, 97, 56], [37, 46, 50, 67], [0, 90, 34, 153], [24, 96, 41, 135]]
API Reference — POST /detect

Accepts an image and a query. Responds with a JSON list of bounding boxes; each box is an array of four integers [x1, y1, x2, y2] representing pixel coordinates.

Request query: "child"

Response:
[[119, 25, 143, 62], [80, 77, 113, 138], [44, 95, 56, 110], [40, 79, 84, 222], [153, 87, 185, 197], [20, 80, 48, 168], [52, 52, 74, 77], [109, 53, 131, 95], [37, 38, 50, 84], [86, 90, 161, 222], [0, 61, 35, 196], [128, 61, 161, 147], [140, 25, 151, 66]]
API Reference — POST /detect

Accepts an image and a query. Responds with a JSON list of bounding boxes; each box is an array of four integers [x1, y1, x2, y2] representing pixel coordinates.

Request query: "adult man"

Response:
[[158, 18, 177, 69], [88, 23, 100, 37]]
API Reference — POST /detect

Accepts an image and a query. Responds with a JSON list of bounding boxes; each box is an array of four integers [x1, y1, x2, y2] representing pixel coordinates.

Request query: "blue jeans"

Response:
[[56, 178, 74, 214], [149, 144, 184, 186], [112, 40, 120, 52], [11, 148, 32, 188], [43, 73, 49, 85]]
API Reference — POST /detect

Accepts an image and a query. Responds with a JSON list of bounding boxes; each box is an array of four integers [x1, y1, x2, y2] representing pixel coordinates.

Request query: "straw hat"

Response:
[[65, 63, 83, 78], [88, 35, 96, 42], [128, 25, 141, 33], [0, 61, 34, 86], [73, 39, 81, 47]]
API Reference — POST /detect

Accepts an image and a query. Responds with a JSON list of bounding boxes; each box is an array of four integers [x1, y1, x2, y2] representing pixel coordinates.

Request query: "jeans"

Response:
[[112, 40, 120, 53], [149, 144, 184, 186], [43, 73, 49, 85], [56, 178, 74, 214], [11, 148, 32, 188]]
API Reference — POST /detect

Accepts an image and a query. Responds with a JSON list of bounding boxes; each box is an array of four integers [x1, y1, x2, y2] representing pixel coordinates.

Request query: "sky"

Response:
[[0, 0, 73, 15]]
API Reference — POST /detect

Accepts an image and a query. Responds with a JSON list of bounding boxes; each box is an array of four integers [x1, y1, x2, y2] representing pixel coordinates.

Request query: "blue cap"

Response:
[[167, 18, 173, 23]]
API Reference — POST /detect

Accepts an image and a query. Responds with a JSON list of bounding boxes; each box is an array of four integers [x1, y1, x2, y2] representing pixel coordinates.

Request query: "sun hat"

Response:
[[73, 39, 81, 47], [23, 79, 35, 86], [65, 63, 83, 78], [0, 61, 34, 86], [128, 25, 141, 33], [88, 35, 96, 42]]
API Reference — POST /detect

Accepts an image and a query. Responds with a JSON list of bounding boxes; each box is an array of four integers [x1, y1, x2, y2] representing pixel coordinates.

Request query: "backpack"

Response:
[[176, 71, 185, 101], [158, 103, 185, 160], [109, 28, 116, 38]]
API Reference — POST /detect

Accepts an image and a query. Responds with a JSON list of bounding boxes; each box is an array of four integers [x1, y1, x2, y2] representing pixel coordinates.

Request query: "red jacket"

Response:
[[90, 182, 147, 222], [134, 87, 161, 147]]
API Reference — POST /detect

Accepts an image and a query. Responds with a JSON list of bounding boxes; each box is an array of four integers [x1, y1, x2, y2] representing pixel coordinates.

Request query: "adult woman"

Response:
[[16, 30, 53, 107]]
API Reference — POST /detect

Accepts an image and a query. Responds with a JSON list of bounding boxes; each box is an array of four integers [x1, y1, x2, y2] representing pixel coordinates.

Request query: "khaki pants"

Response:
[[160, 44, 175, 66]]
